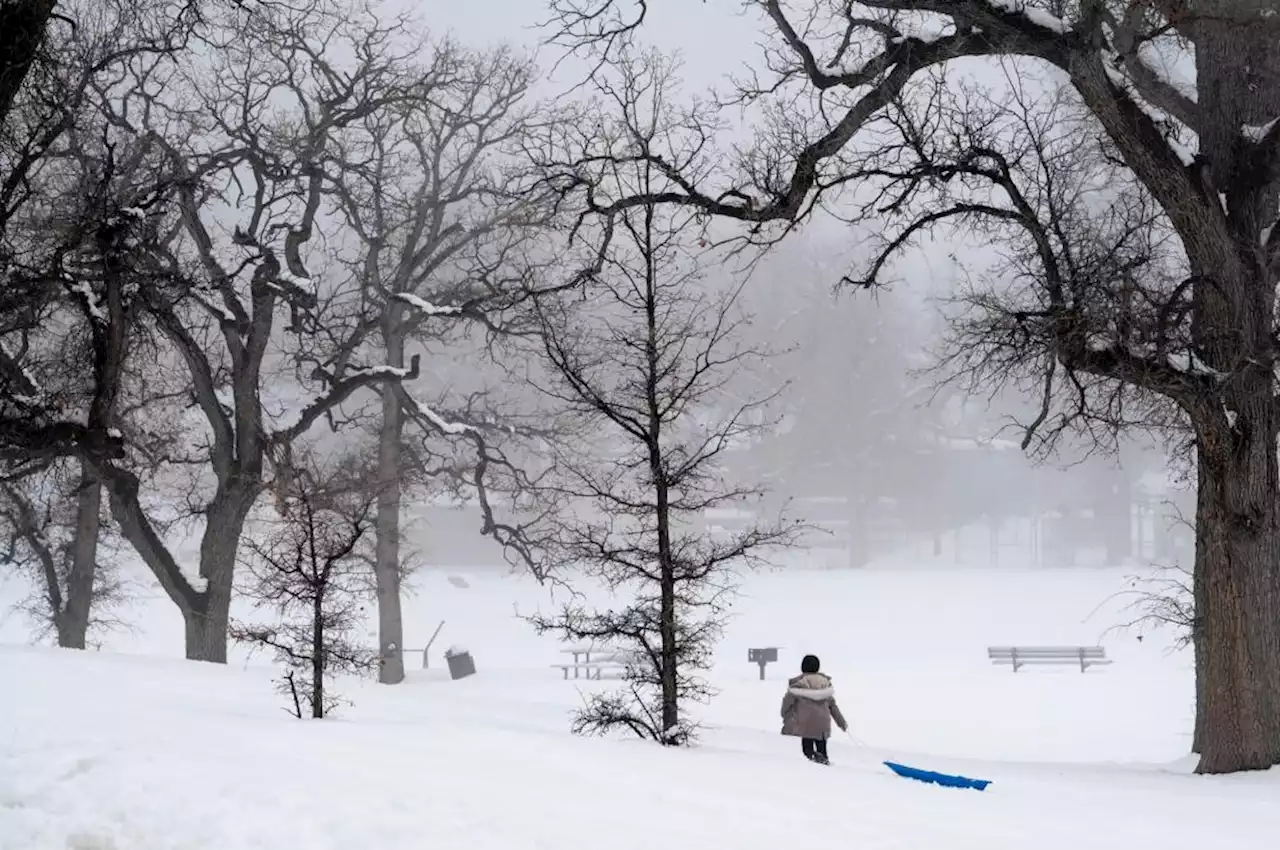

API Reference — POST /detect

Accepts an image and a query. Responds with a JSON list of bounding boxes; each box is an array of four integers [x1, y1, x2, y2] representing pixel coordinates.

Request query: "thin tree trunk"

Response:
[[374, 331, 407, 684], [312, 589, 324, 718], [640, 193, 680, 739], [655, 485, 679, 738], [58, 460, 103, 649]]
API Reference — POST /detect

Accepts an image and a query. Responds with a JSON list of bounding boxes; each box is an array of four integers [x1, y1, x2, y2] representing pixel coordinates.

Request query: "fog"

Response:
[[369, 0, 1193, 572], [0, 0, 1200, 623]]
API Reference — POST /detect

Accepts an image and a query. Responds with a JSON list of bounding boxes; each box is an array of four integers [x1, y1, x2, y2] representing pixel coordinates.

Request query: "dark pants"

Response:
[[801, 738, 828, 761]]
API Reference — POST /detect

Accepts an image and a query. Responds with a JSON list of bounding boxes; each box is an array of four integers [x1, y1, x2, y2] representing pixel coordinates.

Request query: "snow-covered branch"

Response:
[[271, 354, 422, 447], [393, 293, 464, 318]]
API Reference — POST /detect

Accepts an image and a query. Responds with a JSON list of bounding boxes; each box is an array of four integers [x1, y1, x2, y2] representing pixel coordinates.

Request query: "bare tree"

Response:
[[0, 2, 297, 131], [544, 0, 1280, 775], [526, 52, 797, 745], [0, 1, 214, 650], [1, 118, 179, 649], [1, 0, 203, 460], [318, 40, 572, 683], [0, 462, 127, 646], [230, 453, 377, 719], [56, 1, 429, 663]]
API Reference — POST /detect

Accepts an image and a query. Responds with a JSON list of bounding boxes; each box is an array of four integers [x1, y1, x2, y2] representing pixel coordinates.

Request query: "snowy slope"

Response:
[[2, 565, 1277, 849]]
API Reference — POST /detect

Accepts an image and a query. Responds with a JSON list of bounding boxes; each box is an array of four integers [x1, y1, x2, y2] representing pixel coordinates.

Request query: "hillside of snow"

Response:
[[2, 563, 1277, 849]]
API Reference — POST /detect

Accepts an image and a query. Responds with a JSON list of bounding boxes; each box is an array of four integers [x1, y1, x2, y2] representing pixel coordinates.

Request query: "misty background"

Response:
[[346, 0, 1194, 575]]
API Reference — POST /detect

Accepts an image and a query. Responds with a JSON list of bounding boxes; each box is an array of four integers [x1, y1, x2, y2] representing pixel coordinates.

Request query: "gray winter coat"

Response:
[[780, 672, 847, 740]]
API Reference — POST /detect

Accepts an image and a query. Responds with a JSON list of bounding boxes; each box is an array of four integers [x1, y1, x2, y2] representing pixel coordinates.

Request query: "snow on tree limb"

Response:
[[393, 293, 464, 317], [271, 355, 423, 447], [408, 398, 475, 436]]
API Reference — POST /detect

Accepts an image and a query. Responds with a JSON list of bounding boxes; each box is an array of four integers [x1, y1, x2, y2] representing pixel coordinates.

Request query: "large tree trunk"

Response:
[[1181, 1, 1280, 774], [374, 331, 407, 684], [58, 461, 104, 649], [1192, 459, 1208, 756], [183, 494, 255, 663], [1191, 412, 1280, 773]]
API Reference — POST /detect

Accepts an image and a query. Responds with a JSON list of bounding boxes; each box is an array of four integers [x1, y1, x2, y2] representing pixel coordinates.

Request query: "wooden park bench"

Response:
[[988, 645, 1112, 673], [552, 645, 641, 680]]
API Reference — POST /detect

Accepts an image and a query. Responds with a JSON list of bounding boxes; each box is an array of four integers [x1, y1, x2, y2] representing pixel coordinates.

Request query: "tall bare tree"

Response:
[[527, 52, 796, 744], [0, 0, 210, 648], [19, 0, 424, 663], [545, 0, 1280, 775], [319, 40, 565, 683]]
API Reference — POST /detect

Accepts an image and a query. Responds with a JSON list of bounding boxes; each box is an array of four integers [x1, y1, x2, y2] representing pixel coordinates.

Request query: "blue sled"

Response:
[[883, 761, 991, 791]]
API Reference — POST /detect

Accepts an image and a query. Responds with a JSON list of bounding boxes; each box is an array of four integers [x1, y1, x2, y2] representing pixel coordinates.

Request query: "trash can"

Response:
[[444, 647, 476, 680]]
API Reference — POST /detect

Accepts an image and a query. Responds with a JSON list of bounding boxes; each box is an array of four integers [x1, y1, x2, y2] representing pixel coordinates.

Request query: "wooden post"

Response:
[[1078, 647, 1086, 673], [1011, 647, 1019, 673]]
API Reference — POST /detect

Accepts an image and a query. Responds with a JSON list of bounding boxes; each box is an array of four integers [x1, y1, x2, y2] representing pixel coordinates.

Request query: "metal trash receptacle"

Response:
[[445, 648, 476, 680]]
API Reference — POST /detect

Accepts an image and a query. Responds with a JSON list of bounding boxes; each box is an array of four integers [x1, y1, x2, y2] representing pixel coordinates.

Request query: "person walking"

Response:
[[780, 654, 847, 765]]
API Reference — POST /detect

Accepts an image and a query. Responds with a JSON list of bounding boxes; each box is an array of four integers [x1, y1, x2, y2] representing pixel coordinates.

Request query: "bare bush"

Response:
[[231, 455, 377, 719]]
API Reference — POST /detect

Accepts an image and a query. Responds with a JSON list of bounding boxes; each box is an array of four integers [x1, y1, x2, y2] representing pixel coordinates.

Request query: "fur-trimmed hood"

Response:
[[787, 671, 834, 701]]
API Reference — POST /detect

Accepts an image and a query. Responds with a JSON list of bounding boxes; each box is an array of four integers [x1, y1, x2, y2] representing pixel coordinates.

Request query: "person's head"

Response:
[[801, 654, 820, 674]]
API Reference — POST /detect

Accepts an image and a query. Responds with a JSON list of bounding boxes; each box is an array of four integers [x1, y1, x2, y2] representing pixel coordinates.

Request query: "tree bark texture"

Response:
[[655, 481, 680, 737], [185, 494, 257, 664], [1191, 402, 1280, 772], [374, 329, 407, 684], [0, 0, 55, 125], [105, 469, 255, 664], [58, 460, 104, 649], [1180, 1, 1280, 774], [312, 588, 325, 718]]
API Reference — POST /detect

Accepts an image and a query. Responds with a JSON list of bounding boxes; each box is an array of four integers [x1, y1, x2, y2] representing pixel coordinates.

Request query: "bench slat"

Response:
[[987, 645, 1111, 674], [990, 658, 1113, 664], [988, 647, 1106, 654]]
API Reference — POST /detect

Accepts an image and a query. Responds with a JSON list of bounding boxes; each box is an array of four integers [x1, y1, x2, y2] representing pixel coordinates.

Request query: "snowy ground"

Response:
[[2, 561, 1277, 849]]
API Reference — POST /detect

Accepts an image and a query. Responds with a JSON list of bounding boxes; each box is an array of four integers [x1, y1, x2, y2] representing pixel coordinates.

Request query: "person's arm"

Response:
[[829, 699, 848, 732], [781, 691, 796, 718]]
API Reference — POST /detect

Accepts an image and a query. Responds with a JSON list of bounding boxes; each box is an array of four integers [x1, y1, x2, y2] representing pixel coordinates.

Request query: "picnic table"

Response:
[[553, 645, 639, 680]]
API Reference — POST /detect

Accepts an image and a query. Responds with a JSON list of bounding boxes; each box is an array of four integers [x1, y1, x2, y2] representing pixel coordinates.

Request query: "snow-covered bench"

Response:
[[988, 645, 1111, 673]]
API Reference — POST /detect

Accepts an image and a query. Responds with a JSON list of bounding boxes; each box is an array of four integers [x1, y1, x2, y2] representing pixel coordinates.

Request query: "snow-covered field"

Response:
[[2, 561, 1277, 849]]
